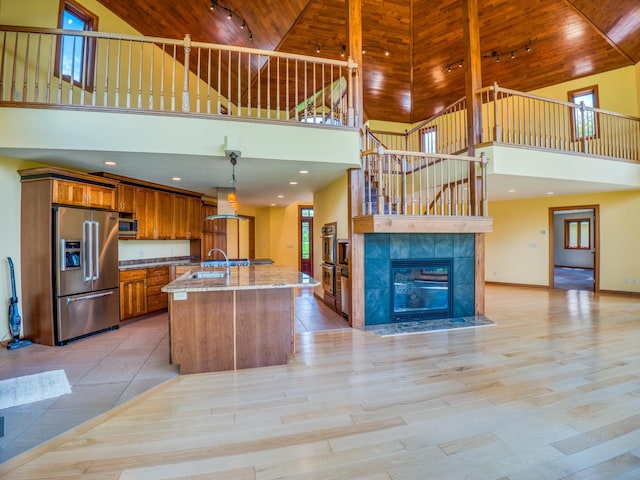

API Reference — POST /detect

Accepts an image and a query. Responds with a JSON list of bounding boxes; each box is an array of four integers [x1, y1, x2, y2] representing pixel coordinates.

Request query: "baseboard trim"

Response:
[[485, 281, 549, 290]]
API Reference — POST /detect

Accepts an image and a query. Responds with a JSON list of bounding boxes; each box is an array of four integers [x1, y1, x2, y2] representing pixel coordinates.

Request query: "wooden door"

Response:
[[155, 191, 173, 239], [172, 195, 189, 239], [299, 206, 314, 275], [52, 180, 86, 206], [117, 184, 136, 212], [187, 196, 202, 239], [86, 185, 116, 210], [135, 188, 156, 239]]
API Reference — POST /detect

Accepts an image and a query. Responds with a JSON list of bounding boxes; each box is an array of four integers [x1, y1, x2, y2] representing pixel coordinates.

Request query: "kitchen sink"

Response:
[[190, 271, 226, 279]]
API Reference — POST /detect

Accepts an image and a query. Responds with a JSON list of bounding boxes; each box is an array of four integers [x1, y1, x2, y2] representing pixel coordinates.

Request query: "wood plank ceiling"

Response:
[[98, 0, 640, 124]]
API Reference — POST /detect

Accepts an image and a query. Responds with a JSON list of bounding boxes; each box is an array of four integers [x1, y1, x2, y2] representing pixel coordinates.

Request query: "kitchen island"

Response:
[[162, 265, 318, 374]]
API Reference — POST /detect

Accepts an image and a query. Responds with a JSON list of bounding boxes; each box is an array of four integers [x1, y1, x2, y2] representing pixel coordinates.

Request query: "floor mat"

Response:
[[362, 316, 495, 337], [0, 369, 71, 409]]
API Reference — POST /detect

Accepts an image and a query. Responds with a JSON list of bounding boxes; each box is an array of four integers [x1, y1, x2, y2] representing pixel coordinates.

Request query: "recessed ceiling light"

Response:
[[299, 170, 309, 174], [172, 177, 181, 181], [508, 189, 516, 193], [546, 191, 554, 195], [289, 181, 298, 185], [277, 195, 284, 198], [104, 161, 117, 166], [270, 203, 276, 206]]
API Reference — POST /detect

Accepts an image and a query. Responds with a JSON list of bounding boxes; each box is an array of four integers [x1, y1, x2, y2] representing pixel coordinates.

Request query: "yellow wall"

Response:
[[531, 66, 639, 117], [0, 157, 42, 341], [312, 173, 348, 292], [486, 190, 640, 292]]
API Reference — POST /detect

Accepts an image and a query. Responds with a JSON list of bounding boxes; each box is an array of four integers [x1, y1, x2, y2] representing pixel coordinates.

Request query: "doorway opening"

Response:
[[299, 206, 314, 276], [549, 206, 599, 292]]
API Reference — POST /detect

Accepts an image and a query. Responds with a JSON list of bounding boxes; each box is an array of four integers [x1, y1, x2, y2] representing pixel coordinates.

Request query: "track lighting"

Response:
[[444, 39, 536, 72], [208, 0, 253, 42]]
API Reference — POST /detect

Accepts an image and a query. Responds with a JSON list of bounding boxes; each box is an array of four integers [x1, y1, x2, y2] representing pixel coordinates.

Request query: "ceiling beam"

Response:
[[560, 0, 634, 63]]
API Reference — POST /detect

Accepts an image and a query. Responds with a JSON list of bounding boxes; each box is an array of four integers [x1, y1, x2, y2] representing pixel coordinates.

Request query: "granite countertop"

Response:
[[119, 256, 196, 270], [162, 265, 319, 292]]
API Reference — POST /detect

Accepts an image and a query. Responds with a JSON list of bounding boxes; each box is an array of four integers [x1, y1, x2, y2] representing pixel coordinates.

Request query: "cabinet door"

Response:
[[172, 195, 189, 239], [202, 205, 216, 233], [187, 197, 202, 239], [120, 277, 147, 320], [52, 180, 86, 206], [155, 191, 173, 239], [135, 188, 156, 239], [86, 185, 116, 210], [117, 184, 136, 212]]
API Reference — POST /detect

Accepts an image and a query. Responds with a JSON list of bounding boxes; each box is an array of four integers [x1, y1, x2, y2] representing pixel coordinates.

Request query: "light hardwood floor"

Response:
[[2, 285, 640, 479]]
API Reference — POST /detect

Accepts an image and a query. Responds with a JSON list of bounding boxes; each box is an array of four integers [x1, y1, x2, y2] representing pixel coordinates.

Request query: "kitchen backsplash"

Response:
[[118, 240, 191, 261]]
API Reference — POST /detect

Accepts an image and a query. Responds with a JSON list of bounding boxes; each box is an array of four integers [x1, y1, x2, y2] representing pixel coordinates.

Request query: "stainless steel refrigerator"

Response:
[[54, 206, 120, 345]]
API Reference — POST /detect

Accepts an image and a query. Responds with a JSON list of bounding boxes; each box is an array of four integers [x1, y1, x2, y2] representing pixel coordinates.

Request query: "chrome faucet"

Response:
[[207, 248, 230, 278]]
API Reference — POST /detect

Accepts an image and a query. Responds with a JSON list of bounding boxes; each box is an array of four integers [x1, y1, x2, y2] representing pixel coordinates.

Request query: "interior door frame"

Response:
[[298, 205, 313, 276], [548, 204, 599, 291]]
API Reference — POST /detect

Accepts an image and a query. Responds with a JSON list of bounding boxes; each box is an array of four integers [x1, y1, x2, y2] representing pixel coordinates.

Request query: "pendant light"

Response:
[[205, 151, 247, 221]]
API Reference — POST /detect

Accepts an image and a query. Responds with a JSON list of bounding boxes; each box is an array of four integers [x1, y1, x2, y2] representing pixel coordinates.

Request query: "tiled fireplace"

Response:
[[364, 233, 475, 325]]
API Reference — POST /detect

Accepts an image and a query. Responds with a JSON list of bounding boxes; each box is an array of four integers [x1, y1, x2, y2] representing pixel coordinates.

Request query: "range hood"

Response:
[[205, 187, 247, 221]]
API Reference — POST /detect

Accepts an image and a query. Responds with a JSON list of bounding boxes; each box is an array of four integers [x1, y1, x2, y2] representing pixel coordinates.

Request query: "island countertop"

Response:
[[162, 265, 319, 293]]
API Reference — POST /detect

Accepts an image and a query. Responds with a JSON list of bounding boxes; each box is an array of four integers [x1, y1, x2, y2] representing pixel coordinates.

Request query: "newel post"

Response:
[[182, 34, 191, 113]]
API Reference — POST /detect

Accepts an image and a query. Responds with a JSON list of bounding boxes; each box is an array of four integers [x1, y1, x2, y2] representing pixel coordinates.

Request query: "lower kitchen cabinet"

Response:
[[119, 266, 170, 320], [119, 269, 147, 320], [147, 266, 169, 312]]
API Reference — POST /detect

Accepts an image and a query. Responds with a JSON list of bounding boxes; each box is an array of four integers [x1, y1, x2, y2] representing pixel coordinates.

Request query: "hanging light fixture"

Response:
[[205, 151, 247, 221]]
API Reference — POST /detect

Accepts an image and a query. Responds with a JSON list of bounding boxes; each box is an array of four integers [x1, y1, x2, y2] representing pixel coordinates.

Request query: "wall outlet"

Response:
[[138, 250, 144, 258], [529, 242, 537, 248], [624, 278, 629, 284]]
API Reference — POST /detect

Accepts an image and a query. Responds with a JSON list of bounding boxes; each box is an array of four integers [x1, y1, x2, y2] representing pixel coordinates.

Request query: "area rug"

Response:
[[363, 316, 495, 337], [0, 369, 71, 410]]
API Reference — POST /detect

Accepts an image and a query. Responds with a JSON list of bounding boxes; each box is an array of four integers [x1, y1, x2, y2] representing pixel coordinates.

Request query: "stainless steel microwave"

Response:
[[118, 218, 138, 237]]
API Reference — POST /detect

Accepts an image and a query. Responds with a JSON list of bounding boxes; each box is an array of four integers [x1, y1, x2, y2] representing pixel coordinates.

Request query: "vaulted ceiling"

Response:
[[98, 0, 640, 124]]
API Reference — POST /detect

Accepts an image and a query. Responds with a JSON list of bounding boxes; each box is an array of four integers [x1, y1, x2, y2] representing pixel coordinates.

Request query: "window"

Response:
[[56, 0, 98, 89], [421, 126, 437, 154], [565, 218, 590, 250], [568, 85, 599, 140]]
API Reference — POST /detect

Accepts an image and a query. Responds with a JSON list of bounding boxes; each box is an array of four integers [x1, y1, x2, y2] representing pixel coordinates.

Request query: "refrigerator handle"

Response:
[[66, 290, 114, 303], [83, 220, 92, 281], [93, 220, 100, 280]]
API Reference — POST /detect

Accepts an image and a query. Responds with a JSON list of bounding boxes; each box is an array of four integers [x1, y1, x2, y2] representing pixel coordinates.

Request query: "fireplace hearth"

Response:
[[391, 259, 452, 322]]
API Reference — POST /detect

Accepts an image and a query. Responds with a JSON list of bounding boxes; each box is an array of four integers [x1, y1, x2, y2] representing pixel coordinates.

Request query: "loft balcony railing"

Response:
[[366, 83, 640, 163], [361, 144, 488, 218], [478, 83, 639, 161], [0, 25, 359, 127]]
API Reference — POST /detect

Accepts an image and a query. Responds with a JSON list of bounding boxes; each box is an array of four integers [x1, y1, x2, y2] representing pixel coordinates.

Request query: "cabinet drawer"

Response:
[[147, 267, 170, 284], [147, 284, 165, 296], [147, 293, 168, 311], [120, 269, 147, 281]]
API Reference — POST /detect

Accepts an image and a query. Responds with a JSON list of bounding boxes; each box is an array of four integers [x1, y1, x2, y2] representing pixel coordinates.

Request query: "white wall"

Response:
[[553, 210, 594, 268]]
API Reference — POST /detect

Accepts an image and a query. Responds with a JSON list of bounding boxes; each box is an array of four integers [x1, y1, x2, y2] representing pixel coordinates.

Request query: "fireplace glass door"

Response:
[[391, 259, 452, 322]]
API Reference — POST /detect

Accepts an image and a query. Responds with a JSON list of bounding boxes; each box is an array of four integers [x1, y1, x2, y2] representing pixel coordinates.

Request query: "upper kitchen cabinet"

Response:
[[135, 188, 173, 240], [94, 172, 203, 240], [117, 183, 136, 212], [20, 167, 118, 212], [52, 178, 116, 210]]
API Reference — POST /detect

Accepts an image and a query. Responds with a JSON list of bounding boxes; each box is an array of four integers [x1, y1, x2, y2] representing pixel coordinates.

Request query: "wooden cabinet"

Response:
[[117, 184, 136, 212], [187, 196, 202, 239], [119, 269, 148, 320], [156, 191, 173, 239], [135, 188, 173, 240], [147, 266, 169, 312], [119, 266, 170, 320], [173, 195, 202, 240], [201, 204, 226, 259], [52, 179, 116, 210]]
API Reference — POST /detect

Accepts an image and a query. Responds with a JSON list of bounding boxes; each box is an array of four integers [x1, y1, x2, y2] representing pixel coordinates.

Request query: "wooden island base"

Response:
[[169, 287, 295, 374]]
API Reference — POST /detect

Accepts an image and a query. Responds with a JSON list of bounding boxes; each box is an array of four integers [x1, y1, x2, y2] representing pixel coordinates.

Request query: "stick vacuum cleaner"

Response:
[[7, 257, 31, 350]]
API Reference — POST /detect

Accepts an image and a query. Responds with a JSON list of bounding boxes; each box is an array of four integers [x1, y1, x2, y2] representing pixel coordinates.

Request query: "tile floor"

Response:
[[0, 290, 348, 462]]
